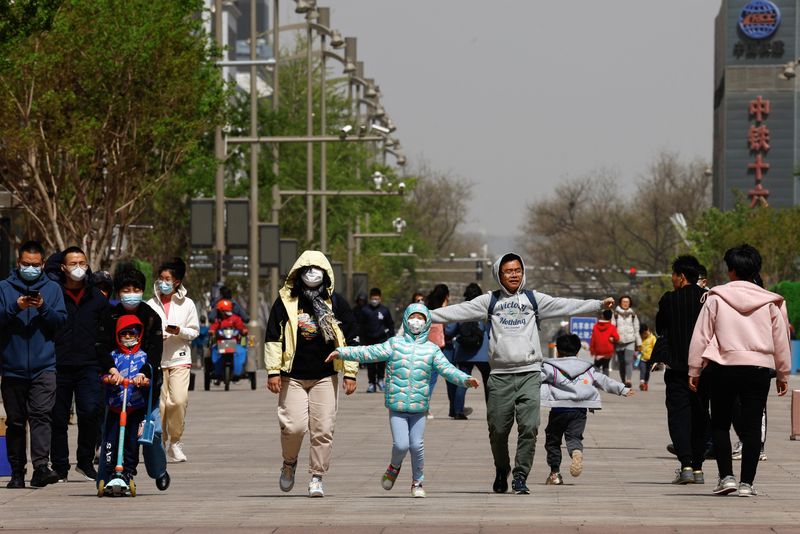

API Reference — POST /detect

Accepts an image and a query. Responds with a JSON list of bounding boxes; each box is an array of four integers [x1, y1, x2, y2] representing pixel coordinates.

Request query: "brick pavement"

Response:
[[1, 369, 799, 533]]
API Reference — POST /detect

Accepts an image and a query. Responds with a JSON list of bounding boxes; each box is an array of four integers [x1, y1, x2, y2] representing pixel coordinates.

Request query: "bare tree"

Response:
[[517, 152, 711, 297], [406, 163, 473, 253]]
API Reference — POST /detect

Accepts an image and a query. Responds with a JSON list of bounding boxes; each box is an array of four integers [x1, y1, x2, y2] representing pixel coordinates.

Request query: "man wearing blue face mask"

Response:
[[96, 267, 168, 491], [0, 240, 68, 489], [46, 246, 110, 483]]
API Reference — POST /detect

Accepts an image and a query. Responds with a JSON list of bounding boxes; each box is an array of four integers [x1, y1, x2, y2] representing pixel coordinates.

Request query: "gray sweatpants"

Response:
[[544, 409, 587, 470]]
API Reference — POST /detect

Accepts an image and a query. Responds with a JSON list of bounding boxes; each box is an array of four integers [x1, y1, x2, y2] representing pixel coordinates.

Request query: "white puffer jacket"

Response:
[[146, 284, 200, 368], [612, 306, 641, 348]]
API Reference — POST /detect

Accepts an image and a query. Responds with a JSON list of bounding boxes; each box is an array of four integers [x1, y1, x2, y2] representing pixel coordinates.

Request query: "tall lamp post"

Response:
[[309, 7, 345, 253], [214, 0, 225, 283]]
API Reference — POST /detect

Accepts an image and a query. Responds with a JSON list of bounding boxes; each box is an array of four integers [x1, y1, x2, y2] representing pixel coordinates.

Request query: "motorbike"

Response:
[[204, 327, 255, 391]]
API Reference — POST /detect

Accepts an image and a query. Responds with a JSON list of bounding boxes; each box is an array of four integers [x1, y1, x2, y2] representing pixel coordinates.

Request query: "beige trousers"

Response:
[[160, 366, 190, 444], [277, 375, 339, 476]]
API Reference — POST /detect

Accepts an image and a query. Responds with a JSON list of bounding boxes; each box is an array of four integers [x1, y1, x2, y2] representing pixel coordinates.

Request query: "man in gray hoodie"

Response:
[[430, 252, 614, 494]]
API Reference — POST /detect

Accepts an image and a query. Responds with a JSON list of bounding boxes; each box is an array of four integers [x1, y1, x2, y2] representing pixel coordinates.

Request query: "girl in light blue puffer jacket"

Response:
[[327, 303, 478, 497]]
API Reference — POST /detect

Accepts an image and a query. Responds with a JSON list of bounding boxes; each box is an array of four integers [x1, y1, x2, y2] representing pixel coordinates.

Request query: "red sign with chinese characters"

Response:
[[747, 96, 770, 207]]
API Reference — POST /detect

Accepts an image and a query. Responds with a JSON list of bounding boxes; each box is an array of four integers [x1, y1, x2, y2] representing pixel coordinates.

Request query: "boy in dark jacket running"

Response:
[[542, 334, 632, 485]]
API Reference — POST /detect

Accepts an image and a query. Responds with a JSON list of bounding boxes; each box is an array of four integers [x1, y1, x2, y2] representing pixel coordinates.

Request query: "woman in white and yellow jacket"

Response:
[[265, 251, 359, 498], [146, 258, 199, 463]]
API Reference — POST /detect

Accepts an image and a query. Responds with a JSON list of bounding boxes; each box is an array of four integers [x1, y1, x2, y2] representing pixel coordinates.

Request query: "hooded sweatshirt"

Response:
[[0, 268, 68, 379], [688, 280, 791, 381], [146, 283, 199, 368], [430, 252, 602, 374], [106, 315, 149, 411], [589, 320, 619, 358], [336, 303, 472, 413], [264, 250, 359, 379], [540, 356, 630, 408]]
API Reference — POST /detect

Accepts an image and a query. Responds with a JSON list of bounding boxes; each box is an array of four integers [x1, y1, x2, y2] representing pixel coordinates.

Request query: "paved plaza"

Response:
[[1, 368, 799, 533]]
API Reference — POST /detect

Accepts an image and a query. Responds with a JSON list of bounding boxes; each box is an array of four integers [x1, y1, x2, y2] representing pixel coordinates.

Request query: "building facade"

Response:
[[713, 0, 800, 208]]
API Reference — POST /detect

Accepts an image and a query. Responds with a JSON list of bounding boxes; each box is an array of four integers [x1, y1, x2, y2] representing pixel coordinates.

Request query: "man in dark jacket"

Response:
[[359, 288, 395, 393], [95, 267, 170, 491], [655, 254, 707, 485], [0, 240, 68, 488], [46, 246, 109, 482]]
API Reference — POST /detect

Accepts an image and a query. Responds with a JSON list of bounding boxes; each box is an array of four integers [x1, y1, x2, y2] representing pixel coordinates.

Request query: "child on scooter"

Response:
[[97, 315, 157, 494], [326, 303, 479, 498]]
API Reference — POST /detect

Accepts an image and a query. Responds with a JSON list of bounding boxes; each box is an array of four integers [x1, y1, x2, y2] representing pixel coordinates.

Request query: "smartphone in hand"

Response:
[[25, 289, 40, 299]]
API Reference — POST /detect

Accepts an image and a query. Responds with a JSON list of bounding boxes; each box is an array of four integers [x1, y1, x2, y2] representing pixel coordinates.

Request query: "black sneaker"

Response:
[[511, 475, 530, 494], [156, 471, 171, 491], [6, 472, 25, 489], [75, 463, 98, 481], [492, 468, 509, 493], [30, 465, 60, 487]]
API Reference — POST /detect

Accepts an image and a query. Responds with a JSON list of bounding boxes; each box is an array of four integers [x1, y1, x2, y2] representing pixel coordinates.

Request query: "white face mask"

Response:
[[121, 337, 138, 348], [301, 267, 324, 288], [407, 318, 426, 335], [66, 266, 87, 282]]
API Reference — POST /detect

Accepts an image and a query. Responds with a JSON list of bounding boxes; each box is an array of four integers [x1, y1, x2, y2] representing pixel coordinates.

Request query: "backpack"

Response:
[[486, 289, 540, 340], [457, 321, 484, 351]]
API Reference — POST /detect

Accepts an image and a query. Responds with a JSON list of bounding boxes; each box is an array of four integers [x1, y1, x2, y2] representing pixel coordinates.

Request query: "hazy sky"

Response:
[[279, 1, 721, 251]]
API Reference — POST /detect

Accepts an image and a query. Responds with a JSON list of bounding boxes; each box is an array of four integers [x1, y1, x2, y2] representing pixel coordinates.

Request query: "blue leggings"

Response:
[[389, 410, 426, 482]]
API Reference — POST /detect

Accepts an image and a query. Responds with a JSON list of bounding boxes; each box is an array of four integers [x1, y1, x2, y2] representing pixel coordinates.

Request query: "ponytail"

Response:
[[753, 273, 764, 288]]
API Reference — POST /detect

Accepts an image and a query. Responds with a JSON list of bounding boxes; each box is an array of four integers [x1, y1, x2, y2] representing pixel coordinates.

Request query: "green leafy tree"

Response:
[[0, 0, 226, 270], [690, 203, 800, 286]]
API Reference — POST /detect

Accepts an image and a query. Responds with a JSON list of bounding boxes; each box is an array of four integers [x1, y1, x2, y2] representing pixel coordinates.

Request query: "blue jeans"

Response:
[[389, 411, 426, 482], [141, 406, 167, 479]]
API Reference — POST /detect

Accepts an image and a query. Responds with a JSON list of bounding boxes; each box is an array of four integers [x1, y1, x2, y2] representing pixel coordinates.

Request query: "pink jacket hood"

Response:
[[706, 281, 784, 314], [688, 281, 791, 381]]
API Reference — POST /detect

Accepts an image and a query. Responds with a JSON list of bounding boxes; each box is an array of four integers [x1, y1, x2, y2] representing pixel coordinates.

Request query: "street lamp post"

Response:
[[311, 7, 345, 254], [247, 0, 259, 341], [214, 0, 225, 283], [305, 8, 315, 244]]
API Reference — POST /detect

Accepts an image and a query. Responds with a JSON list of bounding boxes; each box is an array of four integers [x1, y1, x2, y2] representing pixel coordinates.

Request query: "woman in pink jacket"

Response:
[[688, 244, 790, 497]]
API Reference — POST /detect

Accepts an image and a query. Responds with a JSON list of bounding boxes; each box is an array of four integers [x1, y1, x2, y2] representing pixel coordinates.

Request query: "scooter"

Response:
[[97, 376, 149, 498], [204, 327, 254, 391]]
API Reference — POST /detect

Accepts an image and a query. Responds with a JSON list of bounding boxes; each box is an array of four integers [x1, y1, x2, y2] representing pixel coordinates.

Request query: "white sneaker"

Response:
[[712, 475, 737, 495], [411, 482, 426, 498], [738, 482, 758, 497], [308, 476, 324, 497], [169, 442, 187, 463]]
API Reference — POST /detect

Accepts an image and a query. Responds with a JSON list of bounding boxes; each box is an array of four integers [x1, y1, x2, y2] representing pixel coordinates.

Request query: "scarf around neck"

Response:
[[302, 286, 340, 343]]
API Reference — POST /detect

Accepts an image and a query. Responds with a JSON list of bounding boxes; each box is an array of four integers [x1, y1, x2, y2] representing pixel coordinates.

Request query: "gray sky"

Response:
[[281, 1, 720, 252]]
